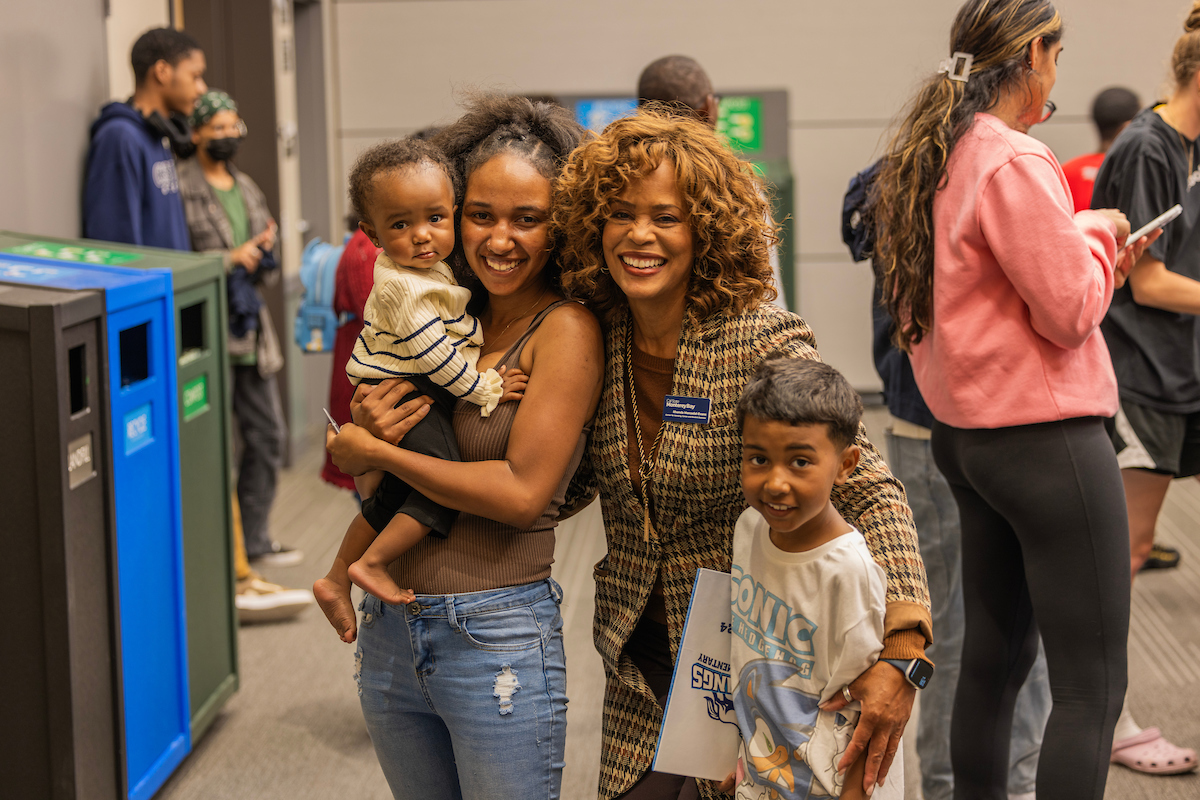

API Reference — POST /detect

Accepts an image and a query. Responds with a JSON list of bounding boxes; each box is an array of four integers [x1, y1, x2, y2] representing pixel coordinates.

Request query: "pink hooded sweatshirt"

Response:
[[910, 113, 1120, 429]]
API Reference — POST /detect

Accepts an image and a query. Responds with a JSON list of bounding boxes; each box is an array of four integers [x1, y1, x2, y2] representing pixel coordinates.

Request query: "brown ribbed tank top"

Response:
[[386, 300, 588, 594]]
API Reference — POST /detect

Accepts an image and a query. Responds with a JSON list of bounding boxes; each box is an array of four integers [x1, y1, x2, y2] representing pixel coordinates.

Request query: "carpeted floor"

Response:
[[155, 408, 1200, 799]]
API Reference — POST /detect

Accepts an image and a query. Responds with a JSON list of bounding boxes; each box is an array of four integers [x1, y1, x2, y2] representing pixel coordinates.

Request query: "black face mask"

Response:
[[205, 137, 241, 163], [143, 109, 196, 159]]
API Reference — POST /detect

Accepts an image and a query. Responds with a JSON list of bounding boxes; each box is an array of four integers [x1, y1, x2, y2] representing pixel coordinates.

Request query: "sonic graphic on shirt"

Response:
[[733, 659, 857, 799]]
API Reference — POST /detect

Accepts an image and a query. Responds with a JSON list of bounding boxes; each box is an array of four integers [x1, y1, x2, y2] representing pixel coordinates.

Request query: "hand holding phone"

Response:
[[323, 407, 341, 433], [1120, 204, 1182, 252]]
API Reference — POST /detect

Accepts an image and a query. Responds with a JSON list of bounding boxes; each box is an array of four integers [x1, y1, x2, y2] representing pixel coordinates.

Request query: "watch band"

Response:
[[882, 657, 933, 690]]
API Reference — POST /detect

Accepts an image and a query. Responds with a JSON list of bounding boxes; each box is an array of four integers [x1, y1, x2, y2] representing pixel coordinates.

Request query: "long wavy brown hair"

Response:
[[554, 108, 778, 324], [872, 0, 1061, 351]]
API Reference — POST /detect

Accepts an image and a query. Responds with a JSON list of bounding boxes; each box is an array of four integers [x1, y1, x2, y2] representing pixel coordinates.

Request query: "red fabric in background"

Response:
[[1061, 152, 1105, 213], [321, 229, 379, 491]]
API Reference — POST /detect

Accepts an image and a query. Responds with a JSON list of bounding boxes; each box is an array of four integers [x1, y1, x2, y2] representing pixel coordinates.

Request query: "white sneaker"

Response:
[[247, 541, 304, 568], [236, 573, 313, 623]]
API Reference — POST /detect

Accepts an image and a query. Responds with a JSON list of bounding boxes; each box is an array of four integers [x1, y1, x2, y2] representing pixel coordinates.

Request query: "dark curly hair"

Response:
[[554, 108, 778, 324], [430, 95, 588, 297], [347, 137, 460, 231]]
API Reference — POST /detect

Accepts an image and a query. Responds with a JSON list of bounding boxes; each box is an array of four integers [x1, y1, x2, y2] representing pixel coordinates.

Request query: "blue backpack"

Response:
[[295, 235, 348, 353]]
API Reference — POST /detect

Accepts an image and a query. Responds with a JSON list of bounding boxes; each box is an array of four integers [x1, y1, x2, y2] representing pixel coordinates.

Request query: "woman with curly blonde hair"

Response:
[[555, 109, 931, 800]]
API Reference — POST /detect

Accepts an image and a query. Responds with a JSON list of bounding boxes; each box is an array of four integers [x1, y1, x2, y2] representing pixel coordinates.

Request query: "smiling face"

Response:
[[601, 160, 695, 315], [460, 153, 553, 297], [741, 417, 859, 552], [359, 161, 457, 270]]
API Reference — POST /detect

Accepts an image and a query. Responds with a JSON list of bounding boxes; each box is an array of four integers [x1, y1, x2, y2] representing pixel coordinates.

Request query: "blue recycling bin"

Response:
[[0, 255, 191, 800]]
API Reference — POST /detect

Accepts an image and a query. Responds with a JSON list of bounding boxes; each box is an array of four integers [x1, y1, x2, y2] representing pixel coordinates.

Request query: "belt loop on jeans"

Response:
[[445, 595, 460, 631], [547, 577, 563, 605]]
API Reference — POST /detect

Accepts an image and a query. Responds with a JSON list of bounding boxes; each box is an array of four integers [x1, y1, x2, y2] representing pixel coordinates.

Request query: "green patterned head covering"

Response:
[[190, 90, 238, 129]]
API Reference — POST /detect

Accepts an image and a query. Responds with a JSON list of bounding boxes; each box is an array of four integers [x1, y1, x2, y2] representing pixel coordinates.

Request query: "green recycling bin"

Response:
[[0, 231, 238, 742]]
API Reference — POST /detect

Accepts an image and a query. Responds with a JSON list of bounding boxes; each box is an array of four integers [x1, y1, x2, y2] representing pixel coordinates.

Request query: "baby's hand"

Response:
[[496, 365, 528, 404]]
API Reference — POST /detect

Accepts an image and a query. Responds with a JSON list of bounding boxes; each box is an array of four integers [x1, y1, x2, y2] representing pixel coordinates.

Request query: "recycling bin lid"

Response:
[[0, 254, 171, 314]]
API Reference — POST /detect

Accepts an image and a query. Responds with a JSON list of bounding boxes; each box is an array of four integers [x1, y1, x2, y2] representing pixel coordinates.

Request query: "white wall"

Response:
[[105, 0, 171, 101], [0, 0, 109, 238], [326, 0, 1189, 390]]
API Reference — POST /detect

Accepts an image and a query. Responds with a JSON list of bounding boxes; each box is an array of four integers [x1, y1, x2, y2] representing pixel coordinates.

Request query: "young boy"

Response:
[[314, 138, 523, 642], [727, 358, 900, 800]]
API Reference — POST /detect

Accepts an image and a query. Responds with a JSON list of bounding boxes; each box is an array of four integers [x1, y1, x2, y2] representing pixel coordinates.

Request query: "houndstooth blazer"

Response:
[[580, 302, 931, 800]]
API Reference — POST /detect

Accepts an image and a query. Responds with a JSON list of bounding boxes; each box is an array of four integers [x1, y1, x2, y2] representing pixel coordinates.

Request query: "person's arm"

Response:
[[370, 278, 504, 415], [329, 303, 603, 529], [981, 153, 1119, 350], [1128, 253, 1200, 314], [84, 130, 145, 245]]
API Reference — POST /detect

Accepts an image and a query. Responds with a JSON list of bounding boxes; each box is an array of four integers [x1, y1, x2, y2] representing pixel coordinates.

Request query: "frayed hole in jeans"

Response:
[[493, 664, 521, 715]]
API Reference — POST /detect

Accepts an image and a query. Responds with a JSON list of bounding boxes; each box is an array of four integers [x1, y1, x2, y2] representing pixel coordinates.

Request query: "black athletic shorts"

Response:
[[1112, 397, 1200, 477]]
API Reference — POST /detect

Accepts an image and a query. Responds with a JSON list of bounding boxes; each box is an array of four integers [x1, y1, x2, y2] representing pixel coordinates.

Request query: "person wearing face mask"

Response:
[[178, 90, 311, 615], [83, 27, 207, 248]]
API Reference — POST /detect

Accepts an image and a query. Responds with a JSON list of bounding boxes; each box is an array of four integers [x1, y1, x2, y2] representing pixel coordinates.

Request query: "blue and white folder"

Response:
[[652, 568, 740, 781]]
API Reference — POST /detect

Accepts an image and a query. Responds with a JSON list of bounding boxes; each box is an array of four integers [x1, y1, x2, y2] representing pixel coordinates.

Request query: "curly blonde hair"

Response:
[[554, 108, 778, 323]]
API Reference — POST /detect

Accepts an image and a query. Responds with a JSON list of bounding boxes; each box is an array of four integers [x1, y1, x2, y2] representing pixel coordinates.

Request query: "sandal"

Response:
[[1111, 727, 1198, 775]]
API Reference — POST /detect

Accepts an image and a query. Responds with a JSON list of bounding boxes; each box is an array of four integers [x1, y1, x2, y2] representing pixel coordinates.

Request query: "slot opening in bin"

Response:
[[69, 344, 89, 416], [119, 322, 150, 387], [179, 301, 206, 366]]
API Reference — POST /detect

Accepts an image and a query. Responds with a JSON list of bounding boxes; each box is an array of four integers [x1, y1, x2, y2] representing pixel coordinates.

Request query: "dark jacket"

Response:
[[842, 162, 935, 429], [83, 102, 191, 250], [176, 156, 282, 375]]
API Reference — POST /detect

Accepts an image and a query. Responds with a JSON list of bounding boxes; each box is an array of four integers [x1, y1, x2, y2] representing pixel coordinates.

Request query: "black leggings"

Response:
[[932, 417, 1129, 800]]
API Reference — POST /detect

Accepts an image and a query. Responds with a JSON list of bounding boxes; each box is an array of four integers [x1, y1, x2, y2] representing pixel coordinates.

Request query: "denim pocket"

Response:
[[458, 606, 543, 652]]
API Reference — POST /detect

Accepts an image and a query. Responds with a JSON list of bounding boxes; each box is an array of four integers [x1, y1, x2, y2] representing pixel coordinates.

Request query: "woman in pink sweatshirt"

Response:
[[870, 1, 1156, 798]]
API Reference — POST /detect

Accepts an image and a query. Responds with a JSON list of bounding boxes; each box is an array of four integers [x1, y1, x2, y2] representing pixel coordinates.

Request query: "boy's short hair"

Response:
[[131, 28, 202, 86], [347, 137, 461, 227], [737, 357, 863, 449]]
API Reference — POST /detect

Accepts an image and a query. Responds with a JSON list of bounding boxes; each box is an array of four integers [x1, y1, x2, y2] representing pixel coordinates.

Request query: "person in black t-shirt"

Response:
[[1091, 2, 1200, 777]]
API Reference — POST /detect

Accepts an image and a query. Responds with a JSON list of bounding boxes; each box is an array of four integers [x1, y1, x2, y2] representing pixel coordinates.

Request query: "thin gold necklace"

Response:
[[486, 287, 547, 354], [626, 321, 668, 542]]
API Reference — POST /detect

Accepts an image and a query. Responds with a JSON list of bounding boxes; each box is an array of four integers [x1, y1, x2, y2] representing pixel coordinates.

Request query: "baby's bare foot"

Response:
[[313, 576, 357, 643], [348, 559, 416, 606]]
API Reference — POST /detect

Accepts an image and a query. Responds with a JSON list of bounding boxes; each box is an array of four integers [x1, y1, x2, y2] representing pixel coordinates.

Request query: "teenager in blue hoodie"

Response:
[[83, 28, 206, 248]]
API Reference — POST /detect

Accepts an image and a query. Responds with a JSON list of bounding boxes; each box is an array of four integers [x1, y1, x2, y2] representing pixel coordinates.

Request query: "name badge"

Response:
[[663, 395, 712, 424]]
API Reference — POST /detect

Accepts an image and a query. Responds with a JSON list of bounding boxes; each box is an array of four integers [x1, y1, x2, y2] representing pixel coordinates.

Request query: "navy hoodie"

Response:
[[83, 102, 191, 250]]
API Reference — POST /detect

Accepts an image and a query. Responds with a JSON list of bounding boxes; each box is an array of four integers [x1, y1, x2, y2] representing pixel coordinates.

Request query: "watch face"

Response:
[[910, 660, 934, 689]]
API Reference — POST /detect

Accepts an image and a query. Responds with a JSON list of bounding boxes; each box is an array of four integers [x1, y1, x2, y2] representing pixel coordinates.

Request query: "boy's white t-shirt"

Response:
[[730, 507, 888, 799]]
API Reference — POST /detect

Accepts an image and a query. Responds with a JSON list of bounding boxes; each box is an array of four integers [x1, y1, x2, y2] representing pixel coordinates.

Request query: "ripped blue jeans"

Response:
[[356, 579, 567, 800]]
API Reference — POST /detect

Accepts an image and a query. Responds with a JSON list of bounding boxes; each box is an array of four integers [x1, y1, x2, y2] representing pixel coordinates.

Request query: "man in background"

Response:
[[638, 55, 788, 310], [1062, 87, 1141, 213], [83, 27, 206, 247]]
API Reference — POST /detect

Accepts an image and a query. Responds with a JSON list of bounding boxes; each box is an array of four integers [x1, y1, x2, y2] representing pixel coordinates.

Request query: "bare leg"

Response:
[[348, 513, 428, 605], [314, 513, 379, 643], [1121, 469, 1172, 580]]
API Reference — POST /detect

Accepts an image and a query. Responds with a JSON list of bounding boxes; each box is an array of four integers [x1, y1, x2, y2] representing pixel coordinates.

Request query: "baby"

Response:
[[726, 358, 914, 800], [315, 137, 523, 642]]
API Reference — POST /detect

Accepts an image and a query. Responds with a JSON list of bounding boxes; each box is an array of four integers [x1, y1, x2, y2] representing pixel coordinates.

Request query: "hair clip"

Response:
[[937, 51, 974, 82]]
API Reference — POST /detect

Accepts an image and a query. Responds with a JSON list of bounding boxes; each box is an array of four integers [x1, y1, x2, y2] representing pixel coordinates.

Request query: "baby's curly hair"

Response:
[[554, 108, 778, 324], [347, 137, 460, 228]]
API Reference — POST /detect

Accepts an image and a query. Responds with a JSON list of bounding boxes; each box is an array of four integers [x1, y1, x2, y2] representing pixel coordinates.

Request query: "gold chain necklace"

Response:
[[626, 322, 668, 542], [486, 287, 547, 354]]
